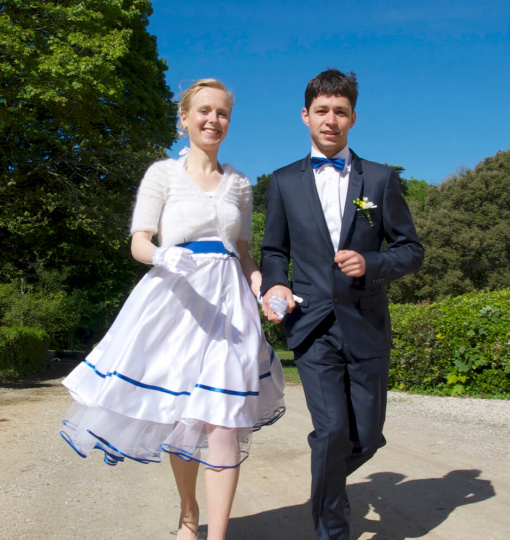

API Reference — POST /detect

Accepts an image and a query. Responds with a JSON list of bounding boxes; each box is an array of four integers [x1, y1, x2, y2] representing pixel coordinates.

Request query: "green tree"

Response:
[[403, 177, 430, 212], [0, 0, 177, 342], [0, 273, 84, 349], [249, 211, 265, 267], [388, 150, 510, 303], [252, 173, 271, 214]]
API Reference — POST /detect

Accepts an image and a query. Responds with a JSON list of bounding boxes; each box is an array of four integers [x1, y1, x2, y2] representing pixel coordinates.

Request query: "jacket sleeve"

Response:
[[363, 169, 424, 286], [260, 171, 292, 294]]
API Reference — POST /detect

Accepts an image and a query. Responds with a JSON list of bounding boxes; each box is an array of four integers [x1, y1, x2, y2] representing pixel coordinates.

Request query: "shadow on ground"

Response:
[[205, 468, 495, 539]]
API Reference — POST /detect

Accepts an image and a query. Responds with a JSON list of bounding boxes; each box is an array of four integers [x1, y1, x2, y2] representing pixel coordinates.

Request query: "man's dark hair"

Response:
[[304, 68, 358, 111]]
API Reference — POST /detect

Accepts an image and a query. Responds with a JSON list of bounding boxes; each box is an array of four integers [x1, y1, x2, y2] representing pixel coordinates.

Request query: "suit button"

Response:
[[333, 298, 339, 304]]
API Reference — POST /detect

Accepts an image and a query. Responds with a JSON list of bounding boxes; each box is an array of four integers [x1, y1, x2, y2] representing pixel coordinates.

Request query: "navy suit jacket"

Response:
[[260, 151, 424, 359]]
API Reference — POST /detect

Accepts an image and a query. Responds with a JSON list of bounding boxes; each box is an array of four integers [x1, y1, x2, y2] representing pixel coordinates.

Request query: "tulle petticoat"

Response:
[[60, 252, 285, 467]]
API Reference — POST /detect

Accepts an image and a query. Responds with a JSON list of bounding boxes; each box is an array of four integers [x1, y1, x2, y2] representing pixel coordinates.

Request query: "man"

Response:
[[261, 68, 424, 539]]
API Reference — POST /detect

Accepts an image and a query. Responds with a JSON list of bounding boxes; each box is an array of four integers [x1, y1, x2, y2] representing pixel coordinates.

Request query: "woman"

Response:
[[60, 79, 285, 540]]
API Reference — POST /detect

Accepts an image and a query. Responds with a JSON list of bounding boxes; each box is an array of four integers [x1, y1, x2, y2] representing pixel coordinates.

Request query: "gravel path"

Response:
[[1, 365, 509, 539]]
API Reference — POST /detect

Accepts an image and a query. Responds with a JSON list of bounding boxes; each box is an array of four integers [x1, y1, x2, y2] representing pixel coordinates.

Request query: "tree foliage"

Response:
[[389, 150, 510, 303], [249, 211, 265, 268], [252, 173, 270, 214], [0, 0, 177, 343], [0, 271, 87, 348], [0, 325, 49, 382]]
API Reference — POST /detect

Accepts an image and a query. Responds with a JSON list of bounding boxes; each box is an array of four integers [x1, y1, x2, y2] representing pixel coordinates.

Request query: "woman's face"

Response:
[[180, 87, 231, 151]]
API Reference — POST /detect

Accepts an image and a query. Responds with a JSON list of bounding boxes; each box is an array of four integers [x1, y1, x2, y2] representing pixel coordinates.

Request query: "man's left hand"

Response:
[[334, 250, 366, 277]]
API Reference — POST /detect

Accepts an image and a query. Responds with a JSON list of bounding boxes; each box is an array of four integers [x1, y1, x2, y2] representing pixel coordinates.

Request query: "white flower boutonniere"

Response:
[[353, 197, 378, 226]]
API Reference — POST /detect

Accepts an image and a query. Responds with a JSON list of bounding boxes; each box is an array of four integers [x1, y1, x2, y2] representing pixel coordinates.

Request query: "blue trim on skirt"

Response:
[[82, 358, 279, 397]]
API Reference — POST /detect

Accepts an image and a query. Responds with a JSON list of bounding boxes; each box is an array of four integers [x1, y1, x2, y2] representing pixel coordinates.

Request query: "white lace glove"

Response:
[[269, 295, 303, 321], [151, 246, 197, 275]]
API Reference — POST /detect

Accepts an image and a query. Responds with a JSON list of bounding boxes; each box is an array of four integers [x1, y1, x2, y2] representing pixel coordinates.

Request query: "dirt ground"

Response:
[[1, 362, 509, 539]]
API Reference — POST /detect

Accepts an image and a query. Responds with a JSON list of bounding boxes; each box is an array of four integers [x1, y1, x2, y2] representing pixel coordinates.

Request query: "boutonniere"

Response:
[[353, 197, 377, 226]]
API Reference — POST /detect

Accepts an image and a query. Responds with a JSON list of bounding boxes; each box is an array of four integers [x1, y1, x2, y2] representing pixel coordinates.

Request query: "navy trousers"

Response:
[[293, 312, 390, 540]]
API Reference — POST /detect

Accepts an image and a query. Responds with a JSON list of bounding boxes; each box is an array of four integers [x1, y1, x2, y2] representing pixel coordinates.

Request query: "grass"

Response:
[[275, 349, 302, 385]]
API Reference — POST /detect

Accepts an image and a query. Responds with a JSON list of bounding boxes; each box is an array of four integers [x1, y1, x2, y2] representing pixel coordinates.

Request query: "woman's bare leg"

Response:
[[170, 454, 200, 540], [204, 425, 240, 540]]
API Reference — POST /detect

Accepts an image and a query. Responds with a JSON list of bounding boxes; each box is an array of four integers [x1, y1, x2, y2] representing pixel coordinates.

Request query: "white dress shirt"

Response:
[[311, 145, 351, 250]]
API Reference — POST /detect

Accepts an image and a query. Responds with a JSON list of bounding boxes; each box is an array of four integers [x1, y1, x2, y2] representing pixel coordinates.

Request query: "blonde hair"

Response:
[[178, 79, 234, 137]]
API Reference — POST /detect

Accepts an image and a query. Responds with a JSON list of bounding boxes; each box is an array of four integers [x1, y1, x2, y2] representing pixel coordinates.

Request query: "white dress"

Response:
[[60, 159, 285, 468]]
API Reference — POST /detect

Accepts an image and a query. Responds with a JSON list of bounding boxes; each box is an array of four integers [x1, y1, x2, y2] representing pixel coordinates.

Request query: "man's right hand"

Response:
[[262, 285, 296, 323]]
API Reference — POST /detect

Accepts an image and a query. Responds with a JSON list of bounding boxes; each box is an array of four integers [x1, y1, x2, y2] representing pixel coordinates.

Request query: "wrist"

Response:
[[151, 246, 165, 266]]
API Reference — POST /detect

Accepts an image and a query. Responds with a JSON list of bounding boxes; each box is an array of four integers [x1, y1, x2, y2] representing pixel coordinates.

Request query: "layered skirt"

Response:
[[61, 246, 285, 467]]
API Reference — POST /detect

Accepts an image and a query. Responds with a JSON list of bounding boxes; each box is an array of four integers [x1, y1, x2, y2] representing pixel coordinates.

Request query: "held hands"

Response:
[[261, 285, 299, 323], [334, 250, 366, 277], [258, 251, 366, 323], [269, 295, 303, 321], [151, 246, 197, 275]]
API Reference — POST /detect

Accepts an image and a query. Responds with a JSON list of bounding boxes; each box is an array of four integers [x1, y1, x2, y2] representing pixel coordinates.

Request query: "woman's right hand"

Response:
[[131, 232, 196, 275], [151, 246, 197, 275]]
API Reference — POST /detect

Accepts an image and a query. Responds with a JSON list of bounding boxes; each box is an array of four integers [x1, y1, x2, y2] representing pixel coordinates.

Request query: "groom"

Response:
[[261, 68, 424, 539]]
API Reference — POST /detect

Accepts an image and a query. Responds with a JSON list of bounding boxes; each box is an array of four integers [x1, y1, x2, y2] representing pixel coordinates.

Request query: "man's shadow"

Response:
[[348, 469, 495, 539], [209, 469, 494, 539]]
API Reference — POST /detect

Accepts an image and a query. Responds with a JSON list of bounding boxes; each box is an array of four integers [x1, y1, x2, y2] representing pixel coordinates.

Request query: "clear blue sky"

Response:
[[148, 0, 509, 185]]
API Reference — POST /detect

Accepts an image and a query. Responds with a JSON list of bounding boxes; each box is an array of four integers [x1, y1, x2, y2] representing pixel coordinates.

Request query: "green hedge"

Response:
[[0, 326, 50, 382], [0, 278, 85, 350], [390, 289, 510, 397]]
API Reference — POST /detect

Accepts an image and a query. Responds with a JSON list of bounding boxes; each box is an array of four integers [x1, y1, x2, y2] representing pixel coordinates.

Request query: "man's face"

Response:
[[301, 94, 356, 157]]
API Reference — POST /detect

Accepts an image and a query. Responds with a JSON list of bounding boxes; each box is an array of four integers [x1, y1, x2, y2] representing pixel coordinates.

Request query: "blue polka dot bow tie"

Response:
[[311, 156, 346, 172]]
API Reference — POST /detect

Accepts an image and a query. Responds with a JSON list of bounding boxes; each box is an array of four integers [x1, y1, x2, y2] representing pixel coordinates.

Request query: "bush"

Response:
[[0, 326, 50, 382], [0, 270, 115, 350], [390, 289, 510, 397], [0, 279, 84, 348]]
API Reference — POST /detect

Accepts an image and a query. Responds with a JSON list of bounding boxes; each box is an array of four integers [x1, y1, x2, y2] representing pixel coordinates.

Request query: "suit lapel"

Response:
[[299, 156, 335, 254], [338, 151, 364, 250]]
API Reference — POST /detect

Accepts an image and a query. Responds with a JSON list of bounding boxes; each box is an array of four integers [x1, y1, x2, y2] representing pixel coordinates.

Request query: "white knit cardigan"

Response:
[[130, 157, 253, 257]]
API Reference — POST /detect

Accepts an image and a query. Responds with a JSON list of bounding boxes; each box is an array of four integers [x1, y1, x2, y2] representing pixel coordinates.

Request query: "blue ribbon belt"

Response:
[[176, 241, 235, 257]]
